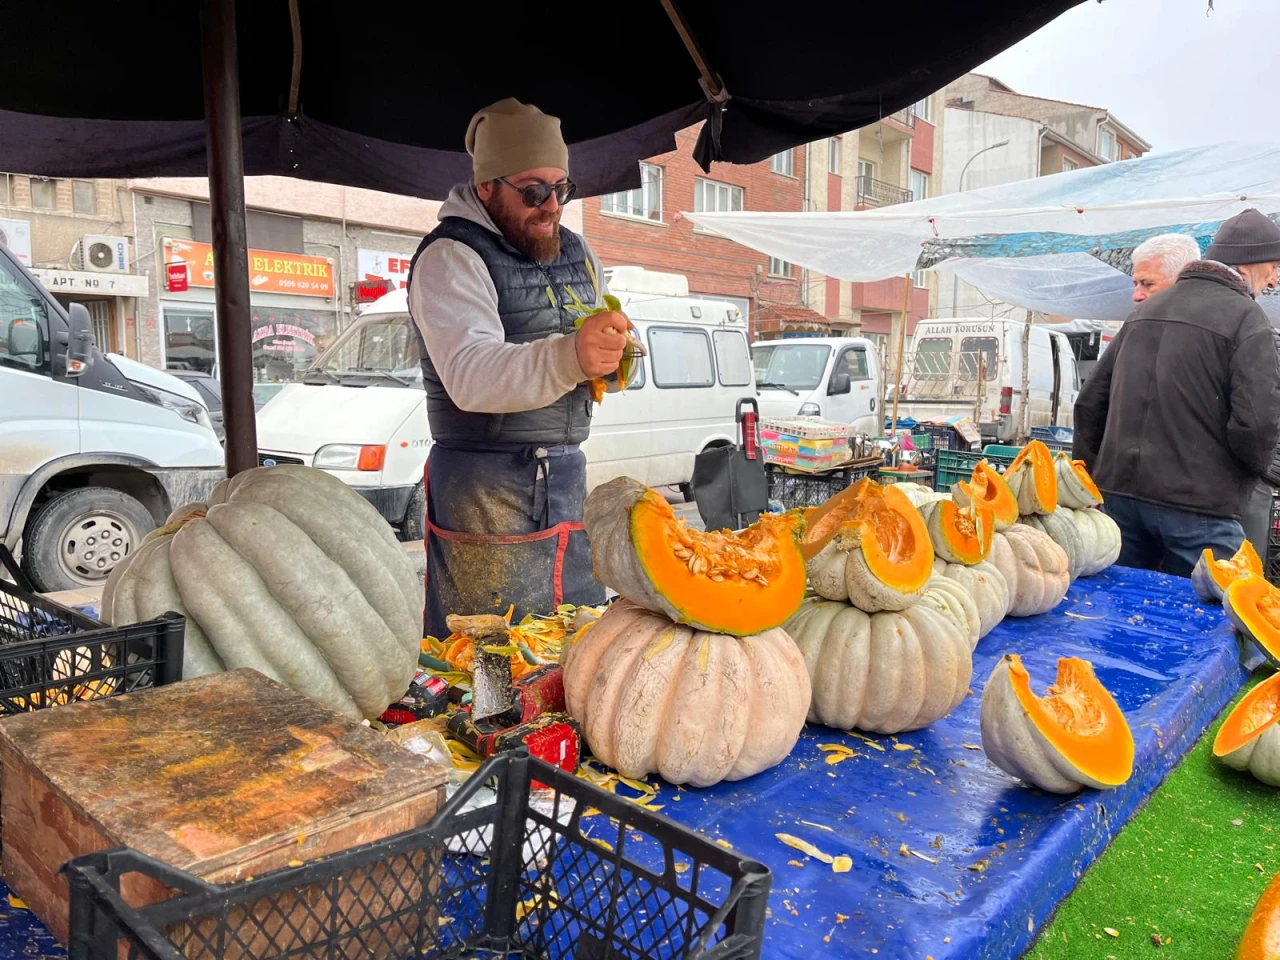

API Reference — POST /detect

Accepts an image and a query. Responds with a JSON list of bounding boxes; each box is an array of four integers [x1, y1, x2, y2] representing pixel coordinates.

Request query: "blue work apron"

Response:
[[422, 443, 605, 640]]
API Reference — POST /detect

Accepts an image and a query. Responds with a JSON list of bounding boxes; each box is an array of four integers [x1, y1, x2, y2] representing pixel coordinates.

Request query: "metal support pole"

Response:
[[200, 0, 257, 477]]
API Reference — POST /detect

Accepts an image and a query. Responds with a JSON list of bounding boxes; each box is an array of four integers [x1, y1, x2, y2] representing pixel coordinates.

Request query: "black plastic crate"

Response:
[[767, 460, 882, 510], [1267, 495, 1280, 587], [917, 423, 962, 452], [64, 751, 771, 960], [0, 546, 184, 714]]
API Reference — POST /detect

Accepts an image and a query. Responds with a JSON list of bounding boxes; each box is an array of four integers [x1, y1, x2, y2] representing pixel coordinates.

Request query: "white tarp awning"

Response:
[[684, 141, 1280, 322]]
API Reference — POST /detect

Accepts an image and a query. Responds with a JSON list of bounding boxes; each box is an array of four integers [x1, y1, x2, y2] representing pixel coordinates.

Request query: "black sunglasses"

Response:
[[498, 177, 577, 208]]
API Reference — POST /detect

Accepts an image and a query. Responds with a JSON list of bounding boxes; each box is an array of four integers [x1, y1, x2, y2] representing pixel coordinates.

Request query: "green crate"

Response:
[[934, 449, 1018, 493]]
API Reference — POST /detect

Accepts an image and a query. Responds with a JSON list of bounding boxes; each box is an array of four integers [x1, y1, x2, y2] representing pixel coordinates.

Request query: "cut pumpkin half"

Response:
[[953, 461, 1018, 530], [1224, 574, 1280, 666], [1191, 540, 1263, 604], [1004, 440, 1058, 516], [1214, 670, 1280, 758], [1237, 868, 1280, 960], [918, 498, 993, 565], [1054, 454, 1103, 510]]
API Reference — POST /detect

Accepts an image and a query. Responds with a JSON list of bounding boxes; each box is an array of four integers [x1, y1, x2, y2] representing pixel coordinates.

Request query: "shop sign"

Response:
[[166, 262, 189, 292], [30, 268, 149, 298], [354, 277, 395, 304], [164, 238, 334, 298], [356, 248, 413, 291]]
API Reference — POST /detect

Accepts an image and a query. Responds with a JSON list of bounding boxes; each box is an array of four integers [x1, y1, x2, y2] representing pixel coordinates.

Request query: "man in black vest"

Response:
[[407, 99, 631, 639]]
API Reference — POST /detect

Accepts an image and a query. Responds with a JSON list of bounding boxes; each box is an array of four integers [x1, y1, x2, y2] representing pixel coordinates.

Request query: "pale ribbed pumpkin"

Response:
[[583, 477, 807, 636], [934, 558, 1011, 640], [1191, 540, 1263, 603], [102, 465, 422, 720], [1224, 575, 1280, 665], [1055, 454, 1104, 509], [954, 461, 1019, 531], [920, 575, 982, 651], [991, 526, 1070, 617], [1020, 508, 1085, 582], [981, 653, 1134, 794], [784, 596, 972, 734], [801, 479, 934, 611], [562, 599, 810, 786], [1214, 670, 1280, 787], [1004, 440, 1058, 516], [1068, 507, 1122, 577]]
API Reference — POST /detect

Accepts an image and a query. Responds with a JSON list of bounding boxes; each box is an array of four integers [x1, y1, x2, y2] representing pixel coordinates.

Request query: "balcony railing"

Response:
[[889, 108, 916, 128], [855, 176, 913, 207]]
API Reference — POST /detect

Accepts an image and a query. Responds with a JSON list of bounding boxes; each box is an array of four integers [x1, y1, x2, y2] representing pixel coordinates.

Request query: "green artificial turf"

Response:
[[1028, 673, 1280, 960]]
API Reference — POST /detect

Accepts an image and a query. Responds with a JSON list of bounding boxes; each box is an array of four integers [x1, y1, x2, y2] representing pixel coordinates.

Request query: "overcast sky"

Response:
[[978, 0, 1277, 154]]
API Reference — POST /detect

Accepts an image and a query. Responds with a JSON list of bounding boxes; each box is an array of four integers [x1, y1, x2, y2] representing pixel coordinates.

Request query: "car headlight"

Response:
[[314, 443, 386, 471], [130, 381, 215, 432], [798, 402, 822, 417]]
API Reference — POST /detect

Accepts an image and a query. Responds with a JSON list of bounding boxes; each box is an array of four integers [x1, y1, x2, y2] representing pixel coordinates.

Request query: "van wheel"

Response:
[[679, 482, 696, 504], [401, 483, 426, 542], [22, 487, 157, 592]]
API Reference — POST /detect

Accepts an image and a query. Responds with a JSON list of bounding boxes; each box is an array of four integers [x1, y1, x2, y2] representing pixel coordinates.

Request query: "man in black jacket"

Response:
[[1073, 209, 1280, 577]]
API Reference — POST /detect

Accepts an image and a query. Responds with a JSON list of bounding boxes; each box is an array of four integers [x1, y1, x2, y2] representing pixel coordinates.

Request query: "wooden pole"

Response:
[[1019, 308, 1033, 442], [200, 0, 257, 477], [974, 350, 985, 424], [889, 274, 911, 439]]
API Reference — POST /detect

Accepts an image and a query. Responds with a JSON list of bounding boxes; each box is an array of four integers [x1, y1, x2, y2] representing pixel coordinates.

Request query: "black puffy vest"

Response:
[[408, 216, 595, 447]]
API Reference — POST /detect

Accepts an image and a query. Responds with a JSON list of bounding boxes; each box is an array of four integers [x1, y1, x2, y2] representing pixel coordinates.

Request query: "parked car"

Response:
[[253, 381, 287, 411], [170, 370, 225, 443], [750, 336, 883, 435]]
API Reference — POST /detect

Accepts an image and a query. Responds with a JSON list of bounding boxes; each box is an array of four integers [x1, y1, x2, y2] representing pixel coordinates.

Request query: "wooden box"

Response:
[[0, 669, 448, 953]]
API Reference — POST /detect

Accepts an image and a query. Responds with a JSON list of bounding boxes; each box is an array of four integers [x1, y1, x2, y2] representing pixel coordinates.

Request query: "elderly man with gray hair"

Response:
[[1129, 233, 1202, 303]]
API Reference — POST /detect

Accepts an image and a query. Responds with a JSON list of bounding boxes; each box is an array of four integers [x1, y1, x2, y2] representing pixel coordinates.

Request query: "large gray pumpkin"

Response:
[[102, 465, 422, 720], [1019, 508, 1085, 582]]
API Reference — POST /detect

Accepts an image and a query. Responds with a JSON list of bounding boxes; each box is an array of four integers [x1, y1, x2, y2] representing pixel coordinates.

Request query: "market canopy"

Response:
[[685, 141, 1280, 321], [1, 0, 1080, 200]]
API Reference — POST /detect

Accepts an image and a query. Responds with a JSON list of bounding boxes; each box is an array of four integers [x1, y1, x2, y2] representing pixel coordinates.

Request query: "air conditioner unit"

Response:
[[76, 235, 129, 273]]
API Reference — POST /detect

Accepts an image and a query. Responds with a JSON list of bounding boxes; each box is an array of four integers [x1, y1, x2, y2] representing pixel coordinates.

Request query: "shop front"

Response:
[[28, 267, 149, 357]]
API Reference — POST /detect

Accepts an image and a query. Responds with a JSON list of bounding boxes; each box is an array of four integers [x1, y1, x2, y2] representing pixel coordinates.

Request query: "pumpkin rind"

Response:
[[954, 461, 1019, 531], [802, 480, 934, 611], [920, 575, 982, 651], [1068, 507, 1122, 577], [1224, 575, 1280, 666], [1214, 670, 1280, 787], [583, 477, 807, 636], [1192, 540, 1263, 603], [934, 558, 1011, 640], [784, 597, 972, 734], [562, 599, 810, 786], [980, 653, 1134, 793], [1004, 440, 1058, 516], [1020, 508, 1085, 582], [101, 465, 422, 720], [1237, 869, 1280, 960], [993, 526, 1071, 617], [1055, 454, 1104, 509]]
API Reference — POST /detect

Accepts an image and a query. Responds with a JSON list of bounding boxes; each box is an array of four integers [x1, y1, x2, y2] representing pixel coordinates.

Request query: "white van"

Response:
[[0, 242, 225, 591], [254, 269, 756, 537], [749, 336, 882, 434], [896, 317, 1079, 442]]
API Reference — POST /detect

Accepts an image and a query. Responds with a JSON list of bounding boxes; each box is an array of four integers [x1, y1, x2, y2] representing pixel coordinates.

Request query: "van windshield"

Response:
[[751, 343, 832, 390], [309, 315, 422, 384]]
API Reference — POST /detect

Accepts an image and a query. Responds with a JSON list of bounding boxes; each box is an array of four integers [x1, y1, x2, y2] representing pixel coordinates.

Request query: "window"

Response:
[[959, 336, 998, 381], [317, 316, 422, 378], [0, 254, 46, 373], [838, 346, 870, 381], [857, 159, 876, 182], [828, 137, 842, 175], [1062, 157, 1078, 173], [599, 163, 663, 222], [910, 169, 929, 202], [1099, 129, 1117, 161], [85, 300, 112, 353], [164, 308, 217, 375], [648, 327, 714, 387], [73, 180, 96, 215], [770, 150, 794, 176], [713, 330, 752, 387], [694, 178, 743, 213], [913, 337, 952, 380], [911, 97, 933, 123], [30, 178, 55, 210], [751, 343, 832, 391], [912, 269, 928, 289], [768, 256, 792, 278]]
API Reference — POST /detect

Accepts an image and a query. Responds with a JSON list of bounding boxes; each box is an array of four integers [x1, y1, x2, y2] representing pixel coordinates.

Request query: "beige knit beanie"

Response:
[[465, 98, 570, 185]]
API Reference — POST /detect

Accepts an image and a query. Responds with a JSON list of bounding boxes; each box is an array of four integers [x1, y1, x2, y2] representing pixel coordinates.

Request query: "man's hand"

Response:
[[575, 311, 632, 379]]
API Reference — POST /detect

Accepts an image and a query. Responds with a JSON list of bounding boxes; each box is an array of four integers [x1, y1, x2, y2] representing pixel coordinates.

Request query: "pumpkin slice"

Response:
[[1224, 575, 1280, 666], [981, 653, 1134, 793], [1003, 440, 1058, 516], [953, 461, 1019, 531], [1213, 670, 1280, 790], [801, 479, 934, 611], [1055, 453, 1104, 509], [583, 477, 807, 637], [918, 499, 993, 566], [1238, 868, 1280, 959], [1192, 540, 1263, 603]]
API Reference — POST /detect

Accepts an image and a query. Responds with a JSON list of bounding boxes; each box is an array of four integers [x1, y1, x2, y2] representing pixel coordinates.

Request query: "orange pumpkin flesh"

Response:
[[1007, 440, 1059, 513], [937, 500, 993, 565], [1066, 458, 1102, 502], [1239, 869, 1280, 960], [1007, 654, 1134, 787], [1206, 541, 1265, 594], [1225, 575, 1280, 665], [801, 479, 933, 591], [1214, 670, 1280, 758], [630, 492, 807, 637], [956, 461, 1019, 529]]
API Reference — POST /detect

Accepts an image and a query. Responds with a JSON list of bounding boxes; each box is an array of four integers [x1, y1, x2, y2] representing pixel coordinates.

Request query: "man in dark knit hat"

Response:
[[1073, 209, 1280, 576]]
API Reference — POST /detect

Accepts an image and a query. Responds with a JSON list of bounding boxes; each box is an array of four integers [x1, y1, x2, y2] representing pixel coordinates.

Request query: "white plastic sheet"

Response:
[[685, 141, 1280, 321]]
